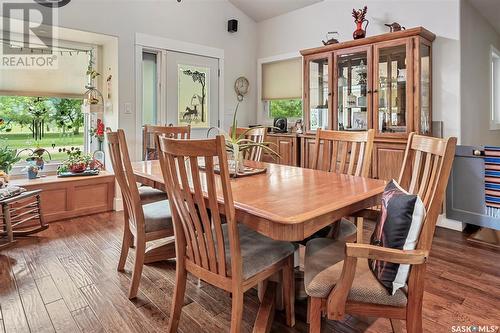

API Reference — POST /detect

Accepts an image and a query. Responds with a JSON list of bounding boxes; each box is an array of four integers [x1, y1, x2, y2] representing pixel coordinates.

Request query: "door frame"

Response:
[[134, 33, 225, 160]]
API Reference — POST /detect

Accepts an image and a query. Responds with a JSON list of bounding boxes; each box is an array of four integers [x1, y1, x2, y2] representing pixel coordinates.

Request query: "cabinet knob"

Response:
[[367, 90, 372, 94], [328, 92, 332, 96], [373, 89, 378, 93]]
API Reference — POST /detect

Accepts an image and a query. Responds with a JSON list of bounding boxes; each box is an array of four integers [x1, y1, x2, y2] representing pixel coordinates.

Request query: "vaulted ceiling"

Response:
[[468, 0, 500, 34], [228, 0, 323, 22]]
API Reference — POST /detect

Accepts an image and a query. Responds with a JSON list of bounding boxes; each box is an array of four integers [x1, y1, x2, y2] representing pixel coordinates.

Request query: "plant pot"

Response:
[[228, 151, 245, 174], [27, 167, 39, 179], [69, 163, 87, 173]]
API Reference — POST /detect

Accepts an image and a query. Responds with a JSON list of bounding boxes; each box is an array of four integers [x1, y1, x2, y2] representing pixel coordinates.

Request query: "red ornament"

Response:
[[352, 6, 369, 39]]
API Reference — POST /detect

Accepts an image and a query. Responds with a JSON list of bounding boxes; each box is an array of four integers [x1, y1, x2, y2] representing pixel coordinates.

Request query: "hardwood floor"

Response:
[[0, 212, 499, 333]]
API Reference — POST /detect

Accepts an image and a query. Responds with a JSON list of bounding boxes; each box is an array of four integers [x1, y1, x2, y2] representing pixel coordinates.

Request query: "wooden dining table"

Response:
[[132, 159, 386, 332]]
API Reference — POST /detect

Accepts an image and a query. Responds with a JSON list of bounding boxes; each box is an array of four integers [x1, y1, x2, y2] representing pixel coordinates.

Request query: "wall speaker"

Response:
[[228, 19, 238, 33]]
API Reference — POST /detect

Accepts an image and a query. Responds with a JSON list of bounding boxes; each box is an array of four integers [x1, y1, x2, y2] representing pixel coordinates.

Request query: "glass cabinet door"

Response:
[[308, 57, 330, 131], [336, 49, 370, 131], [375, 40, 412, 134], [420, 42, 431, 135]]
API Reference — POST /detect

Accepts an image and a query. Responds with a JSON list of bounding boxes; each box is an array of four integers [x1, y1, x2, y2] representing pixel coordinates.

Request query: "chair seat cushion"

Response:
[[222, 224, 296, 280], [139, 186, 167, 205], [333, 218, 358, 240], [142, 200, 173, 233], [304, 238, 407, 307]]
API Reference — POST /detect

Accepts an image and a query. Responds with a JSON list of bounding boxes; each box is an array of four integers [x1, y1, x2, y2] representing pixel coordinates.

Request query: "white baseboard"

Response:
[[436, 214, 465, 231], [114, 197, 123, 211]]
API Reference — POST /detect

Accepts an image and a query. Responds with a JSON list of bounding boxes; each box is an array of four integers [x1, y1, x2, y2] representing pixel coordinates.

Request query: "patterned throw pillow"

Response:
[[369, 180, 426, 295]]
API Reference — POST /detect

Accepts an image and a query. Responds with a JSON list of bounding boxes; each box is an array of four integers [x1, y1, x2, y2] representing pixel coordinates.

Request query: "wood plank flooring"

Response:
[[0, 212, 499, 333]]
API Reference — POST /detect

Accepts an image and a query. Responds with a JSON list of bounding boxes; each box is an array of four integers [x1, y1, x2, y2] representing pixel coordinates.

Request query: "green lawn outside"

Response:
[[1, 132, 84, 161]]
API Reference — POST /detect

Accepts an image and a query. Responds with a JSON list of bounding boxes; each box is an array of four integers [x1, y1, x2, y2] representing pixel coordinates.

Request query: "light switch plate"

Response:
[[124, 102, 132, 114]]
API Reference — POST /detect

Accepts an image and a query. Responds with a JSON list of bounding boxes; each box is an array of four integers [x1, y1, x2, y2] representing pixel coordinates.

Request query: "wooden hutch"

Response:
[[299, 27, 435, 180]]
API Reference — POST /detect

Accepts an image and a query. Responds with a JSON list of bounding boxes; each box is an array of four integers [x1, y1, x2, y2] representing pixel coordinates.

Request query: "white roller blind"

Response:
[[0, 50, 89, 97], [262, 57, 302, 100]]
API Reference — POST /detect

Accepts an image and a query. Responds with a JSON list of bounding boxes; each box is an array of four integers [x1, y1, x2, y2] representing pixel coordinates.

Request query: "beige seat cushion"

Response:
[[222, 224, 296, 280], [304, 238, 407, 307], [139, 186, 167, 205], [142, 200, 173, 233]]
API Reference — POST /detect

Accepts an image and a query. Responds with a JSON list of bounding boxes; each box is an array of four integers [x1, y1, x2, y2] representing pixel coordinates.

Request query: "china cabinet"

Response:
[[300, 27, 435, 179]]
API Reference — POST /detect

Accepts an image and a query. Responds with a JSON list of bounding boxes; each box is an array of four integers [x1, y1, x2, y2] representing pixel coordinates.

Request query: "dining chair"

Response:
[[107, 129, 175, 299], [140, 124, 191, 204], [310, 128, 375, 242], [143, 124, 191, 160], [304, 133, 457, 333], [230, 127, 266, 162], [156, 135, 296, 333]]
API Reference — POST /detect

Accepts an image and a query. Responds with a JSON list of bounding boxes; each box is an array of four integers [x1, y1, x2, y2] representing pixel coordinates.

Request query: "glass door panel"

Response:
[[376, 43, 408, 134], [337, 51, 369, 131], [420, 43, 431, 135], [308, 58, 329, 130]]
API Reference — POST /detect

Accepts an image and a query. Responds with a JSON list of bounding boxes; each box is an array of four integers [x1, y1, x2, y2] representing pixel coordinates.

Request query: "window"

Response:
[[269, 99, 302, 119], [491, 46, 500, 129], [142, 51, 159, 125], [0, 39, 93, 172], [0, 96, 84, 162], [261, 57, 303, 120]]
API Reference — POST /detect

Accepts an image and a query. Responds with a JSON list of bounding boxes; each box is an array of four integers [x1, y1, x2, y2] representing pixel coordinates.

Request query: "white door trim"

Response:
[[134, 33, 225, 160]]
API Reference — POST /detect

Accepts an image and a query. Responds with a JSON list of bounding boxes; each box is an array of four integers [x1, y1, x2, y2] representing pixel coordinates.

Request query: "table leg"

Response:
[[253, 281, 276, 333], [143, 237, 176, 264]]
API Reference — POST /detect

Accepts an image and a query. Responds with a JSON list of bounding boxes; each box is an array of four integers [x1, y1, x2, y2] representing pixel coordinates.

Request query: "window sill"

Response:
[[9, 162, 61, 179]]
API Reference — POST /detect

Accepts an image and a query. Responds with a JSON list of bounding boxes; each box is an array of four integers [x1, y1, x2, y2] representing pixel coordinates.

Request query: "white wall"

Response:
[[257, 0, 461, 140], [2, 0, 258, 158], [460, 0, 500, 146]]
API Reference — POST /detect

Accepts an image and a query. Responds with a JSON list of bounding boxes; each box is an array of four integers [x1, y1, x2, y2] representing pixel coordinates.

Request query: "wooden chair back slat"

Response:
[[204, 156, 227, 275], [143, 124, 191, 160], [107, 130, 144, 232], [230, 127, 266, 162], [355, 142, 366, 176], [417, 152, 433, 198], [312, 129, 375, 177], [347, 142, 358, 175], [408, 150, 423, 194], [157, 136, 242, 279]]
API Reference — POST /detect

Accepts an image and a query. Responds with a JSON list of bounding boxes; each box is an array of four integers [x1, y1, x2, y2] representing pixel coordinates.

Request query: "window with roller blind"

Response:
[[261, 57, 303, 119], [0, 41, 94, 165]]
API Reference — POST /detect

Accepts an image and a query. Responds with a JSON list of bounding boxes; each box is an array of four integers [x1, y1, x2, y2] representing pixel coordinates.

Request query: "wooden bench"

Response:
[[9, 172, 115, 223]]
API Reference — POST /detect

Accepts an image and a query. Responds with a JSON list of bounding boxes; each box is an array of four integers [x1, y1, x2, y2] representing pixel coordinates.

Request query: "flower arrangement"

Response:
[[90, 119, 105, 149]]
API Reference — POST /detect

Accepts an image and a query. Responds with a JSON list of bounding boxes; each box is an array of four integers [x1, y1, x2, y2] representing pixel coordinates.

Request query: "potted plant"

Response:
[[0, 146, 21, 178], [57, 147, 96, 174], [208, 104, 279, 172]]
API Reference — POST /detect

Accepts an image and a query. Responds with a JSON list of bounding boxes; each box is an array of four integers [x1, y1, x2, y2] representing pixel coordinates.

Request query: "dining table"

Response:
[[132, 159, 386, 332]]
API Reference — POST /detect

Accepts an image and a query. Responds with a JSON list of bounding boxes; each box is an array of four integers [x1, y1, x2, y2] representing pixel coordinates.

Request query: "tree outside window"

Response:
[[269, 99, 302, 119], [0, 96, 84, 162]]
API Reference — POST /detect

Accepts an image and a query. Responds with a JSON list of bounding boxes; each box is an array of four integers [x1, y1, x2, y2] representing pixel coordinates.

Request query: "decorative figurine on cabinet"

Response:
[[322, 31, 339, 46], [352, 6, 368, 39], [385, 22, 405, 32]]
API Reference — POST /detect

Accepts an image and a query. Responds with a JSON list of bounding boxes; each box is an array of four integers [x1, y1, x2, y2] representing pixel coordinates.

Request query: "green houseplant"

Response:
[[0, 146, 21, 174], [57, 147, 95, 174], [208, 104, 279, 172]]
